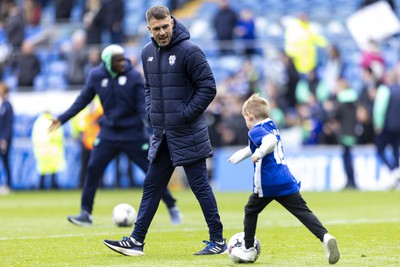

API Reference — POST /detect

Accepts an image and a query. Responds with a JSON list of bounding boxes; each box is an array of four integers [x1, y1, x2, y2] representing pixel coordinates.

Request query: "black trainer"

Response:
[[194, 239, 227, 255], [103, 236, 145, 256], [67, 211, 92, 226]]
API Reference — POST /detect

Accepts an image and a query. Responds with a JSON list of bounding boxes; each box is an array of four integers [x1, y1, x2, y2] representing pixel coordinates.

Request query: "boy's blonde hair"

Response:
[[242, 93, 270, 120]]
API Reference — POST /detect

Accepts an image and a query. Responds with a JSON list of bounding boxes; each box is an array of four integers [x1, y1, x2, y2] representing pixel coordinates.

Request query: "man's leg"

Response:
[[125, 140, 180, 222], [131, 139, 175, 243], [81, 140, 118, 214], [184, 159, 223, 242]]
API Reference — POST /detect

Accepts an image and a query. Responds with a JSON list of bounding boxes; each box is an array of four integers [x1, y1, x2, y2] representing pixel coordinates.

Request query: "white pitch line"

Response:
[[0, 218, 399, 241]]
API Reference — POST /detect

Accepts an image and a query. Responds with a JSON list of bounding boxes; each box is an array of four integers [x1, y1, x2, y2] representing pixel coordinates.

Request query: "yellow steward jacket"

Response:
[[31, 112, 66, 174]]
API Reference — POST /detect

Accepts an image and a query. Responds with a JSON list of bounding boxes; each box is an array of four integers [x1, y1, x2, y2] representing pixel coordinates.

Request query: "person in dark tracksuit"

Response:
[[48, 44, 182, 226], [0, 82, 13, 194], [103, 6, 226, 256], [331, 79, 358, 190], [373, 70, 400, 189], [227, 94, 340, 264]]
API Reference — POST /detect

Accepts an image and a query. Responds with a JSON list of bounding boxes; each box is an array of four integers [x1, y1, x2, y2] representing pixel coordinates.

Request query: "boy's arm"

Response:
[[251, 134, 277, 162], [227, 146, 252, 164]]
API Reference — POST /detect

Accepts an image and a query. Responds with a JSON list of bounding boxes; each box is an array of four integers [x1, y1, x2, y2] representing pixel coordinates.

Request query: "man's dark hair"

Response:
[[146, 5, 171, 22]]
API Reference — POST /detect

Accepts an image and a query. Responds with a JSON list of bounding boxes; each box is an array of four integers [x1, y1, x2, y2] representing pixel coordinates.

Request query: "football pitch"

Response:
[[0, 189, 399, 266]]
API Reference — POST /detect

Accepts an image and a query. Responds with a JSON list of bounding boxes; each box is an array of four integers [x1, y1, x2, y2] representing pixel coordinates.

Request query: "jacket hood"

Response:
[[151, 17, 190, 49], [101, 44, 124, 78]]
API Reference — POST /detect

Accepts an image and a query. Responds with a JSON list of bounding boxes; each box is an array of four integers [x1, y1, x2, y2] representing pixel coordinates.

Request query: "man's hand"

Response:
[[48, 119, 61, 133]]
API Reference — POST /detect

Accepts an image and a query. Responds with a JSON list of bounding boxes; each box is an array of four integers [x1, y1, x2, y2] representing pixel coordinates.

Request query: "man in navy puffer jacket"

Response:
[[48, 44, 182, 226], [104, 6, 226, 256]]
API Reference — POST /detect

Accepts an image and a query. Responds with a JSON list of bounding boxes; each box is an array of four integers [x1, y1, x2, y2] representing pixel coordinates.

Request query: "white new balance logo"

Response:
[[147, 57, 153, 62]]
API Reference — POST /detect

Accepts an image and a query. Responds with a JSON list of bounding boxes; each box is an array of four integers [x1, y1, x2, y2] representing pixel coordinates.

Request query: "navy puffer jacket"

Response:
[[141, 18, 216, 166]]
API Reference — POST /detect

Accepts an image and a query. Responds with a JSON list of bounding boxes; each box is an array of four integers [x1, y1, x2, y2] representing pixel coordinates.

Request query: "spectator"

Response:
[[284, 13, 328, 76], [360, 39, 385, 82], [0, 82, 13, 194], [16, 40, 41, 89], [1, 0, 25, 48], [296, 69, 329, 105], [60, 29, 88, 87], [24, 0, 41, 26], [263, 81, 287, 129], [84, 46, 101, 77], [322, 45, 346, 97], [218, 95, 248, 146], [357, 67, 378, 144], [0, 0, 25, 72], [213, 0, 238, 56], [83, 0, 103, 45], [235, 8, 257, 57], [55, 0, 75, 23], [329, 79, 358, 189], [31, 110, 66, 189], [101, 0, 124, 44], [278, 50, 300, 112]]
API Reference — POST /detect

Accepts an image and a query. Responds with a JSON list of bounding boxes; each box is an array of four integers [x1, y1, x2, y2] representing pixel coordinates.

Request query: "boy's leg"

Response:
[[184, 159, 223, 242], [276, 192, 327, 241], [243, 193, 272, 249], [276, 192, 340, 264]]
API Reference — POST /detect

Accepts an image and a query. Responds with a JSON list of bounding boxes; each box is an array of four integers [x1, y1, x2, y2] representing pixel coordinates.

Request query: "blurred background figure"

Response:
[[284, 13, 328, 76], [322, 44, 346, 97], [60, 29, 88, 87], [24, 0, 42, 27], [0, 0, 25, 74], [83, 0, 103, 45], [0, 82, 13, 194], [70, 97, 102, 188], [16, 40, 41, 90], [357, 66, 379, 144], [55, 0, 75, 23], [234, 8, 257, 57], [278, 50, 300, 113], [360, 39, 385, 82], [213, 0, 237, 56], [102, 0, 125, 44], [31, 110, 66, 190], [326, 78, 358, 189], [372, 69, 400, 189]]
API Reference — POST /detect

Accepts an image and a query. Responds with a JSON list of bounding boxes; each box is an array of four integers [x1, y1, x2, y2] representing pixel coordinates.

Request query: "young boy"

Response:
[[228, 94, 340, 264]]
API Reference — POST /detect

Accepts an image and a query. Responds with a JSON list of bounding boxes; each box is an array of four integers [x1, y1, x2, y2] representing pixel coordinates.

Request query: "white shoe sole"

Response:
[[103, 242, 145, 256], [67, 217, 92, 227], [326, 238, 340, 264]]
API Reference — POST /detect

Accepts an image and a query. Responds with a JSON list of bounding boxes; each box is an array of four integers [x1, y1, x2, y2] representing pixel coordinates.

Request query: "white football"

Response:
[[228, 232, 261, 263], [112, 203, 136, 227]]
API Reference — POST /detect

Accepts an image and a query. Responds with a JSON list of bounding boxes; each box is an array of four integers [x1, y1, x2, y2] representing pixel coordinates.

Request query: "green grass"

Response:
[[0, 189, 399, 266]]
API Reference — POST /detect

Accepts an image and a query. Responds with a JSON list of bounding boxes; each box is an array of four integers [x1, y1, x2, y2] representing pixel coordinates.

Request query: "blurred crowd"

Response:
[[1, 0, 400, 191]]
